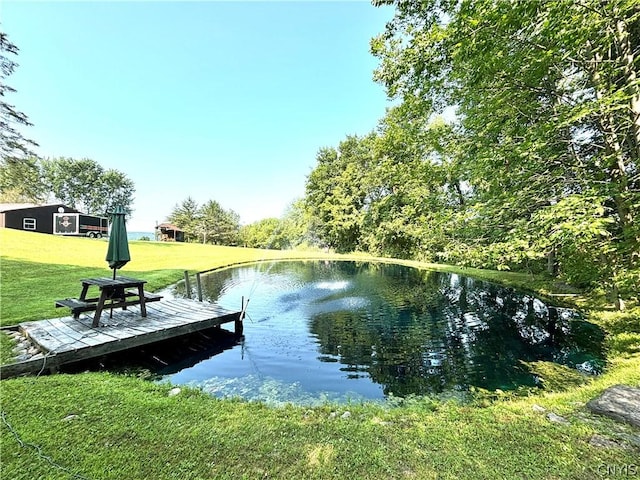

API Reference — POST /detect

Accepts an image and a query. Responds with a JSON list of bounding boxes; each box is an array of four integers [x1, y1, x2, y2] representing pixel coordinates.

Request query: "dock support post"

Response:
[[235, 296, 247, 336], [184, 271, 191, 299], [235, 315, 244, 336], [196, 273, 203, 302]]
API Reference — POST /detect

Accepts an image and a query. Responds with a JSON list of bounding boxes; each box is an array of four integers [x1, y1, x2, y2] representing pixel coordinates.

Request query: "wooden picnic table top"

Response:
[[81, 276, 147, 288]]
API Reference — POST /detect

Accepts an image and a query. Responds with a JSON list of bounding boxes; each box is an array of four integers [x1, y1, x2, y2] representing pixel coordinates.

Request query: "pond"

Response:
[[156, 260, 605, 405]]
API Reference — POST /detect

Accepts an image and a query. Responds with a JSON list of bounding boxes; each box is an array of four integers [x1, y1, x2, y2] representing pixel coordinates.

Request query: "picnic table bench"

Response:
[[55, 276, 162, 327]]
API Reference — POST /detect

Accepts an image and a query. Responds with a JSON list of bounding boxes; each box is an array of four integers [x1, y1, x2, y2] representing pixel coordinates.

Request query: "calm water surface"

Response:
[[157, 261, 604, 405]]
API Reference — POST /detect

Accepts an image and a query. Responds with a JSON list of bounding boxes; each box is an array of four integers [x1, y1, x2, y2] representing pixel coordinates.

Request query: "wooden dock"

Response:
[[0, 298, 243, 379]]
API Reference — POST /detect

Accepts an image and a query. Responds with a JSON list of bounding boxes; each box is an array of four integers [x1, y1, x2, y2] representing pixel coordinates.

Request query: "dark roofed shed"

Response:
[[156, 223, 185, 242]]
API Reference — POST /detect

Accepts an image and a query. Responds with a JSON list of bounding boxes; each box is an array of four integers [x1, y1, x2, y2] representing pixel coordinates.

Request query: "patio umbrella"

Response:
[[105, 205, 131, 279]]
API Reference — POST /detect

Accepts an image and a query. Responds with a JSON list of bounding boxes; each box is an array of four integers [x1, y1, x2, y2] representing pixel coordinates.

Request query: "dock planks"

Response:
[[0, 298, 242, 379]]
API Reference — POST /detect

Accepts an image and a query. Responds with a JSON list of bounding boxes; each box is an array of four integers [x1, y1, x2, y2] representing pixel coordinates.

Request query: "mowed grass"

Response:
[[1, 359, 638, 480], [0, 229, 352, 326], [1, 227, 337, 271], [1, 228, 639, 479]]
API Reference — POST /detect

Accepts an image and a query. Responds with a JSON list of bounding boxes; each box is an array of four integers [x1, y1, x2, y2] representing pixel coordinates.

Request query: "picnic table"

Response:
[[55, 276, 162, 327]]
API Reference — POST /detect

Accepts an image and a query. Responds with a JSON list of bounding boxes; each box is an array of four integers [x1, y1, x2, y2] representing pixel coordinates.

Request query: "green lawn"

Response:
[[1, 228, 638, 479], [0, 229, 356, 326]]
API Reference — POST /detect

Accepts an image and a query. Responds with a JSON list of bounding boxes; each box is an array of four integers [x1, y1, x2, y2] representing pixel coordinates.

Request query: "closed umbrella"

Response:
[[105, 205, 131, 279]]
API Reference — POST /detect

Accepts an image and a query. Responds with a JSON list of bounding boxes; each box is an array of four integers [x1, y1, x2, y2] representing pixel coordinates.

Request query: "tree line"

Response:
[[303, 0, 639, 303], [167, 197, 313, 248], [167, 197, 240, 245]]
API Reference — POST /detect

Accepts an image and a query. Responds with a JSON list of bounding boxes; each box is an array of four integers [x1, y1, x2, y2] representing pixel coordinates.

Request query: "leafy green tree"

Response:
[[169, 197, 240, 245], [41, 157, 134, 216], [198, 199, 240, 245], [280, 199, 318, 249], [97, 169, 136, 217], [168, 197, 200, 243], [305, 135, 374, 252], [240, 218, 284, 249], [304, 107, 461, 260], [240, 200, 319, 250], [0, 156, 46, 202], [361, 105, 454, 260], [371, 0, 639, 296], [305, 146, 342, 250], [0, 31, 37, 158]]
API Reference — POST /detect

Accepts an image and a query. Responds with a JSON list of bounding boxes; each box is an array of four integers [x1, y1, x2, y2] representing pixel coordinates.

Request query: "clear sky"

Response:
[[2, 1, 395, 231]]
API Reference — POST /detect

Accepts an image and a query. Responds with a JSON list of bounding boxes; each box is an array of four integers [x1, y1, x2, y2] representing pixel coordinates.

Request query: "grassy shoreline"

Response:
[[1, 229, 638, 479]]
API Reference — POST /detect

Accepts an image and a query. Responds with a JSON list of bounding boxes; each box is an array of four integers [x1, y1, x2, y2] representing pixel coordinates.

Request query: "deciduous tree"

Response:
[[370, 0, 639, 295], [41, 157, 135, 216], [305, 135, 373, 252], [0, 156, 46, 202]]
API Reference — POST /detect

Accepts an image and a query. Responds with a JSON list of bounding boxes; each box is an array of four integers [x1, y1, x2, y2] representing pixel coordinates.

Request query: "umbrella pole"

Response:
[[111, 268, 116, 319]]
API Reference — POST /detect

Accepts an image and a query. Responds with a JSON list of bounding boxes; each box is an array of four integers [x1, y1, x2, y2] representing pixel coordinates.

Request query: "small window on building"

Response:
[[23, 218, 36, 230]]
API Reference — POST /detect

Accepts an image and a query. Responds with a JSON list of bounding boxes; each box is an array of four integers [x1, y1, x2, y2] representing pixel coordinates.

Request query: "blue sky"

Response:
[[2, 1, 395, 231]]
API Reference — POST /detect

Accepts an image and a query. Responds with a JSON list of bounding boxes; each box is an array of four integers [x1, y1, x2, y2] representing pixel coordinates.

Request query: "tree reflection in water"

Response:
[[178, 261, 605, 400]]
